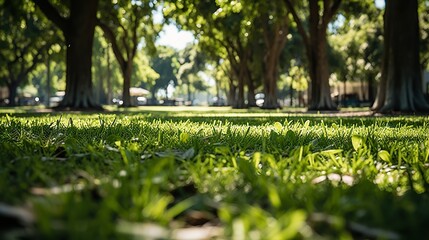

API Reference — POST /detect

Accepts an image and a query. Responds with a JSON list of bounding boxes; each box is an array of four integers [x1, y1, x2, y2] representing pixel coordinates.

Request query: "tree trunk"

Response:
[[55, 0, 100, 110], [247, 73, 257, 107], [187, 81, 192, 102], [227, 80, 237, 107], [7, 82, 18, 106], [121, 62, 133, 107], [106, 44, 113, 105], [284, 0, 340, 111], [33, 0, 101, 109], [235, 71, 245, 108], [262, 42, 284, 109], [150, 88, 157, 104], [343, 80, 347, 103], [262, 61, 280, 109], [97, 14, 139, 109], [308, 31, 337, 110], [233, 60, 246, 109], [262, 47, 279, 109], [46, 50, 51, 107], [360, 78, 365, 101], [367, 75, 376, 104], [261, 16, 288, 109], [372, 0, 429, 113], [97, 51, 105, 105]]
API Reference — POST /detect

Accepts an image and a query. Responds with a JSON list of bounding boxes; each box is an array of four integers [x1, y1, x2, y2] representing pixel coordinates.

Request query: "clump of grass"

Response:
[[0, 112, 429, 239]]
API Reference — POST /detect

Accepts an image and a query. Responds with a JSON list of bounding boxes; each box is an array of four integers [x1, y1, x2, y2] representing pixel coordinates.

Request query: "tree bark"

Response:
[[106, 44, 113, 105], [261, 16, 288, 109], [223, 37, 249, 109], [186, 81, 191, 102], [97, 17, 138, 108], [372, 0, 429, 113], [227, 81, 237, 107], [262, 51, 281, 109], [96, 50, 105, 105], [235, 61, 246, 108], [247, 71, 257, 107], [307, 0, 337, 110], [121, 62, 133, 107], [46, 49, 51, 107], [367, 76, 376, 104], [33, 0, 100, 110], [284, 0, 339, 111], [226, 50, 245, 108], [7, 82, 18, 106]]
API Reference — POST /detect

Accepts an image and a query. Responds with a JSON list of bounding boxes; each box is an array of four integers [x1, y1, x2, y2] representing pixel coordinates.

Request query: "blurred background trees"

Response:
[[0, 0, 58, 106], [97, 0, 160, 107], [1, 0, 428, 113]]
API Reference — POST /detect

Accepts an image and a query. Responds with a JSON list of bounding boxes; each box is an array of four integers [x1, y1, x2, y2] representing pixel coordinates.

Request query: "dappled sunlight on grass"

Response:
[[0, 112, 429, 238]]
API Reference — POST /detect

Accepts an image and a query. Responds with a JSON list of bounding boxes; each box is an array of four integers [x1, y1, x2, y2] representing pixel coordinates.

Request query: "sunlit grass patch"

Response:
[[0, 111, 428, 239]]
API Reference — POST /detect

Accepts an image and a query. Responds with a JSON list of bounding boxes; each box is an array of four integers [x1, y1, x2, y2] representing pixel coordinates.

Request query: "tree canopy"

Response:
[[2, 0, 429, 113], [0, 0, 57, 106]]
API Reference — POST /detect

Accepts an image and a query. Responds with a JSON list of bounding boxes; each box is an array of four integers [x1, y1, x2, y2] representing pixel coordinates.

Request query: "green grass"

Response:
[[1, 107, 429, 239]]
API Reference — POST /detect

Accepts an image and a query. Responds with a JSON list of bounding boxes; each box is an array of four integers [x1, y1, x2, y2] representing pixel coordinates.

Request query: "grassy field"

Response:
[[1, 106, 429, 239]]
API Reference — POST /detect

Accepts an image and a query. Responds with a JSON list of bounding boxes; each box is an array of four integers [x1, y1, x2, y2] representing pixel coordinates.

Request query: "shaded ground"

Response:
[[1, 105, 376, 116]]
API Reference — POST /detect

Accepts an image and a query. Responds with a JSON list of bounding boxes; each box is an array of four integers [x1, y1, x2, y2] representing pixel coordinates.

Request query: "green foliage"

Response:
[[164, 0, 290, 108], [150, 45, 179, 98], [329, 8, 383, 87], [98, 0, 160, 56], [1, 110, 429, 239], [0, 0, 59, 104], [419, 1, 429, 69]]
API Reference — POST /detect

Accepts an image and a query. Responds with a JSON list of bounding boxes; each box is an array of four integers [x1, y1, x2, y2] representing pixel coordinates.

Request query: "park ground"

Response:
[[1, 106, 429, 239]]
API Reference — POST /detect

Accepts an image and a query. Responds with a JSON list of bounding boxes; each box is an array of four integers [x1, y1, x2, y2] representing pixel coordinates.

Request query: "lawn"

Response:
[[1, 107, 429, 239]]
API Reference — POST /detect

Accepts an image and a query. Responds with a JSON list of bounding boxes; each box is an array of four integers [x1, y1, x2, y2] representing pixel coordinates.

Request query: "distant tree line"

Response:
[[0, 0, 428, 113]]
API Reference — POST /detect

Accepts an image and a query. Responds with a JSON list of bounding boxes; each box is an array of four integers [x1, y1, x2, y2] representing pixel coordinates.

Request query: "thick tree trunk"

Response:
[[56, 0, 100, 110], [308, 30, 337, 110], [372, 0, 429, 113]]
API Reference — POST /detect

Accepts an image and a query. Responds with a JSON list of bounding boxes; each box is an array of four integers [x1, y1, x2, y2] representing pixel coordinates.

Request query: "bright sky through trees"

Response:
[[154, 7, 194, 50], [375, 0, 385, 9], [156, 24, 194, 49]]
